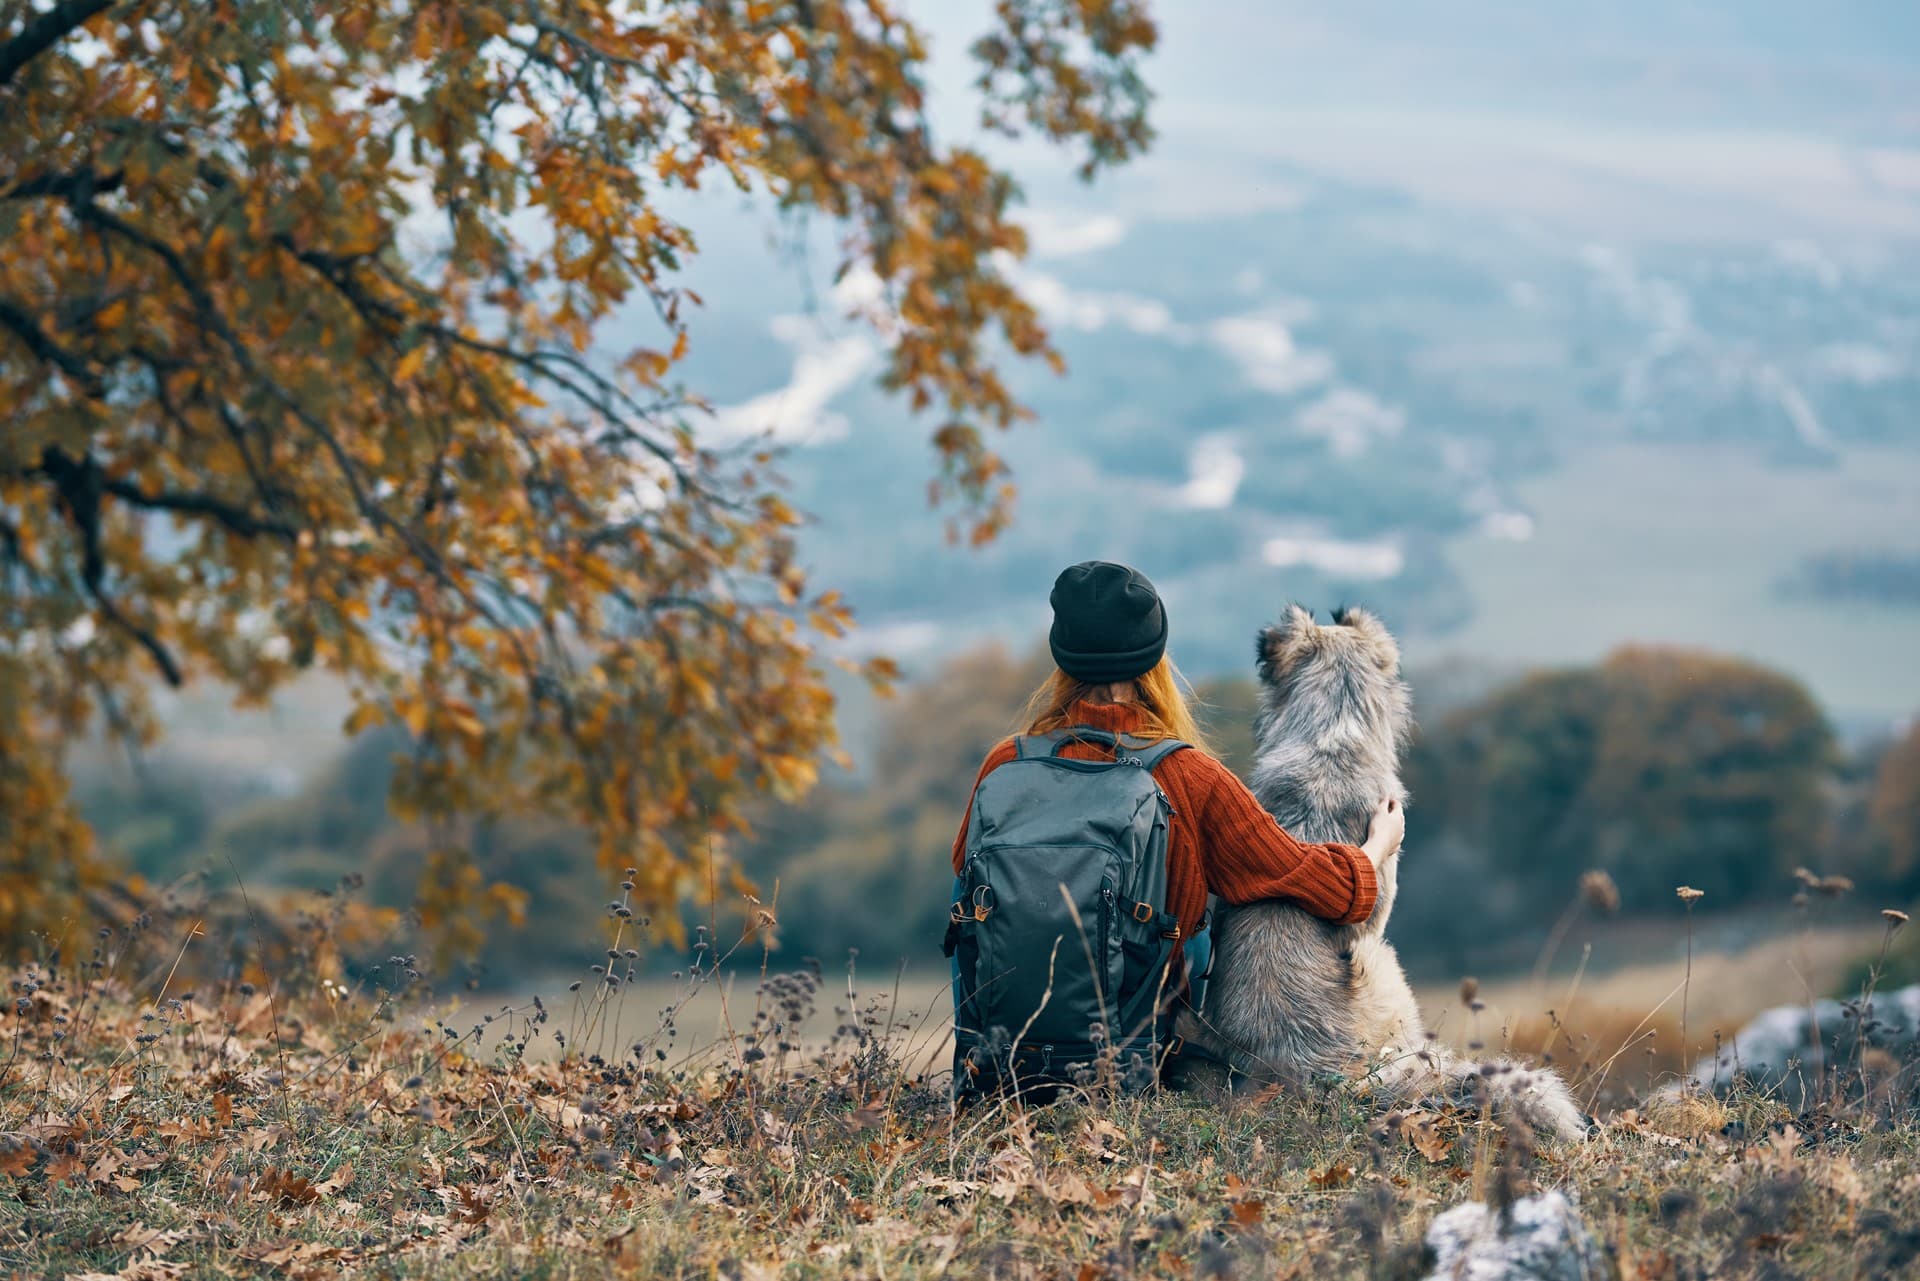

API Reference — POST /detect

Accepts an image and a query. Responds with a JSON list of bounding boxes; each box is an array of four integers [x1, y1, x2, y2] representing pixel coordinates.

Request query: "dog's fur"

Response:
[[1175, 604, 1588, 1141]]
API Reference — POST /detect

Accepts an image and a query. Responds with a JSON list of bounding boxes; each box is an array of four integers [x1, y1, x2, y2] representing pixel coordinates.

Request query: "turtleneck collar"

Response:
[[1062, 698, 1148, 733]]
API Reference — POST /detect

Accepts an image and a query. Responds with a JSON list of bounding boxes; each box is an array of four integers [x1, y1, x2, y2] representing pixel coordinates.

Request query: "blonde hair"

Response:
[[1019, 655, 1212, 752]]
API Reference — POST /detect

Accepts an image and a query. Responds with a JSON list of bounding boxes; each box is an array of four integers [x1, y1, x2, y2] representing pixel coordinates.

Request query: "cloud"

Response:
[[835, 618, 943, 659], [1819, 343, 1901, 385], [1294, 388, 1405, 457], [706, 314, 877, 447], [1478, 511, 1535, 542], [1018, 270, 1183, 338], [1770, 238, 1842, 289], [1208, 312, 1334, 395], [1022, 210, 1128, 259], [1262, 534, 1404, 580], [1171, 433, 1245, 510], [1753, 364, 1834, 453]]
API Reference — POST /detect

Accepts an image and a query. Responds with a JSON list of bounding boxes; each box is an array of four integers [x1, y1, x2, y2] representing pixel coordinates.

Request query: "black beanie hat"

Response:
[[1048, 561, 1168, 684]]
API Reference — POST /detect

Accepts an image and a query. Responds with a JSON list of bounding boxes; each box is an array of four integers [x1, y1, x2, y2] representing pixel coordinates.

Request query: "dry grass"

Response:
[[1415, 917, 1889, 1112], [4, 885, 1920, 1280]]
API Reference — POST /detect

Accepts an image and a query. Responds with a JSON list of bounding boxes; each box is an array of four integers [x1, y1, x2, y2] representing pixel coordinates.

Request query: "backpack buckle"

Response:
[[1131, 901, 1154, 924]]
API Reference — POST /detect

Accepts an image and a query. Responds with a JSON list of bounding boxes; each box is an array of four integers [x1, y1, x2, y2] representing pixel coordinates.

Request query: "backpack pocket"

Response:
[[966, 843, 1127, 1050]]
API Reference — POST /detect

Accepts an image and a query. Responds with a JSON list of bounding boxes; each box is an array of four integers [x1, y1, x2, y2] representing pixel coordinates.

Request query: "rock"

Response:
[[1422, 1191, 1605, 1281], [1681, 983, 1920, 1108]]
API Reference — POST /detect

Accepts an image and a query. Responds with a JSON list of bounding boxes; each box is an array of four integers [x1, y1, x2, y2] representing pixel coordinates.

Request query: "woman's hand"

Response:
[[1362, 796, 1404, 867]]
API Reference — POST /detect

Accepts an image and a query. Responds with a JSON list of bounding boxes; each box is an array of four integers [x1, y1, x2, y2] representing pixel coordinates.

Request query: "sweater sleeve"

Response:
[[951, 738, 1019, 873], [1187, 753, 1378, 925]]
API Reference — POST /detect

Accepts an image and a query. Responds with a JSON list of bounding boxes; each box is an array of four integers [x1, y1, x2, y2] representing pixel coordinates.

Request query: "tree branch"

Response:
[[0, 294, 104, 397], [99, 476, 298, 541], [0, 0, 114, 88], [1, 167, 122, 202], [37, 446, 184, 687]]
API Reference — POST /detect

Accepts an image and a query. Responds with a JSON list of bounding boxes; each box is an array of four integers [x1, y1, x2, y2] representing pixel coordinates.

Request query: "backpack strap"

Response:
[[1016, 728, 1189, 766], [1129, 737, 1189, 771], [1014, 728, 1118, 759]]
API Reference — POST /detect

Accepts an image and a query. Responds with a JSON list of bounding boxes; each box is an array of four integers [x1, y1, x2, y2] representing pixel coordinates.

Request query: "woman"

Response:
[[948, 560, 1403, 1093]]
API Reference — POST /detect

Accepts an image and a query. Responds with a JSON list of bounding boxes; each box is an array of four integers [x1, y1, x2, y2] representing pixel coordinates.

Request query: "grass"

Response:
[[6, 884, 1920, 1280]]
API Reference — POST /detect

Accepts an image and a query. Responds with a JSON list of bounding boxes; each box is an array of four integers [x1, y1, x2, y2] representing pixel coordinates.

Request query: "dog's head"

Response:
[[1254, 603, 1410, 742], [1257, 603, 1400, 684]]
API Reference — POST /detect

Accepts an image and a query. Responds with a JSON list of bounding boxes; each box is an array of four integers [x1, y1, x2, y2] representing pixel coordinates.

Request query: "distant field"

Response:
[[478, 966, 956, 1075], [1429, 443, 1920, 722], [474, 906, 1889, 1103]]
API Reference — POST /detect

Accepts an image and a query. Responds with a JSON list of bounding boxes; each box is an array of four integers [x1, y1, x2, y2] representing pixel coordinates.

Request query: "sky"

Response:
[[761, 1, 1920, 728], [912, 1, 1920, 243]]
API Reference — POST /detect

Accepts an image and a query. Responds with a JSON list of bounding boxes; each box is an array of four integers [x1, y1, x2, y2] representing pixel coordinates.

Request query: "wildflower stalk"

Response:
[[1676, 886, 1704, 1087]]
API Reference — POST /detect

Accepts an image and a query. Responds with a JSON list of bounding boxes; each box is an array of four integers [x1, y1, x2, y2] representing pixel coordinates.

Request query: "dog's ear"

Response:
[[1334, 605, 1401, 675], [1256, 603, 1317, 685]]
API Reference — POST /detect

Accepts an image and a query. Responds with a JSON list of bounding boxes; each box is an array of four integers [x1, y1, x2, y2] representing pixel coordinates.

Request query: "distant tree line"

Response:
[[73, 642, 1920, 985], [1779, 551, 1920, 608], [738, 644, 1918, 982]]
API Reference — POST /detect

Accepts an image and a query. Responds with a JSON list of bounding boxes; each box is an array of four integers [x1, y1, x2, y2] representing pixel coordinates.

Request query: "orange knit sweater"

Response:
[[951, 700, 1379, 937]]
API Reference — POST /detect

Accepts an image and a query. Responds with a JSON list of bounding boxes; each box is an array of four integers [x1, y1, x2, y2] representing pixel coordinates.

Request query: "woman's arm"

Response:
[[1190, 754, 1384, 925]]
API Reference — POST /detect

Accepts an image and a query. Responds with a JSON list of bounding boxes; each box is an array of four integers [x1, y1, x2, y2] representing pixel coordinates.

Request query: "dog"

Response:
[[1175, 604, 1589, 1141]]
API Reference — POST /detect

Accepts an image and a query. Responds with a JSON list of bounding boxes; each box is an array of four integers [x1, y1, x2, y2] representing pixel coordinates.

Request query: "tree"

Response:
[[1871, 719, 1920, 887], [1409, 647, 1834, 914], [0, 0, 1156, 954], [1586, 648, 1832, 903]]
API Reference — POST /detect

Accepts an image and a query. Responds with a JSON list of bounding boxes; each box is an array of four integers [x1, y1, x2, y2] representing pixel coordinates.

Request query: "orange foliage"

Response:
[[0, 657, 111, 944], [0, 0, 1156, 954]]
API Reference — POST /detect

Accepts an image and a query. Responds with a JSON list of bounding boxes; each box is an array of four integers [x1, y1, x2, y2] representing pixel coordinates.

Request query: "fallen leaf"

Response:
[[0, 1141, 35, 1177], [904, 1174, 981, 1203], [452, 1183, 494, 1224], [1308, 1162, 1353, 1190], [1049, 1171, 1096, 1206], [114, 1223, 189, 1253], [1082, 1117, 1127, 1162], [46, 1154, 86, 1185], [255, 1168, 321, 1205]]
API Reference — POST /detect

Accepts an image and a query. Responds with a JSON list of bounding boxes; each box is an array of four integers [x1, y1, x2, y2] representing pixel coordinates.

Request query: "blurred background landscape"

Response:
[[66, 0, 1920, 1005]]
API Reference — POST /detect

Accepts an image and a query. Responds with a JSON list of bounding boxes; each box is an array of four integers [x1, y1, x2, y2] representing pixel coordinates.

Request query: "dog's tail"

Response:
[[1367, 1044, 1593, 1141]]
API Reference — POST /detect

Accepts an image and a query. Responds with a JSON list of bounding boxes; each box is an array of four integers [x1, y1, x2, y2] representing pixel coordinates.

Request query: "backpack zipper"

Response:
[[1099, 884, 1116, 1024]]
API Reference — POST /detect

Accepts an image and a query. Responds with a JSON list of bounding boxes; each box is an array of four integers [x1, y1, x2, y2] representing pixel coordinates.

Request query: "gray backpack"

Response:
[[945, 728, 1196, 1095]]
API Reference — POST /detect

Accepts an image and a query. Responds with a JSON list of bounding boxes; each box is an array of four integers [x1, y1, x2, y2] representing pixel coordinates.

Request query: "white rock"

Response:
[[1422, 1191, 1605, 1281], [1682, 983, 1920, 1106]]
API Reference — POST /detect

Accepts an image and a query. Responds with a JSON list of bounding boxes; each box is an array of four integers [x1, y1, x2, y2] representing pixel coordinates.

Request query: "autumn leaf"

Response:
[[1049, 1171, 1098, 1207], [45, 1154, 86, 1186], [1229, 1197, 1265, 1228], [1308, 1163, 1354, 1190], [452, 1184, 494, 1224], [254, 1169, 321, 1206], [111, 1224, 197, 1267]]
